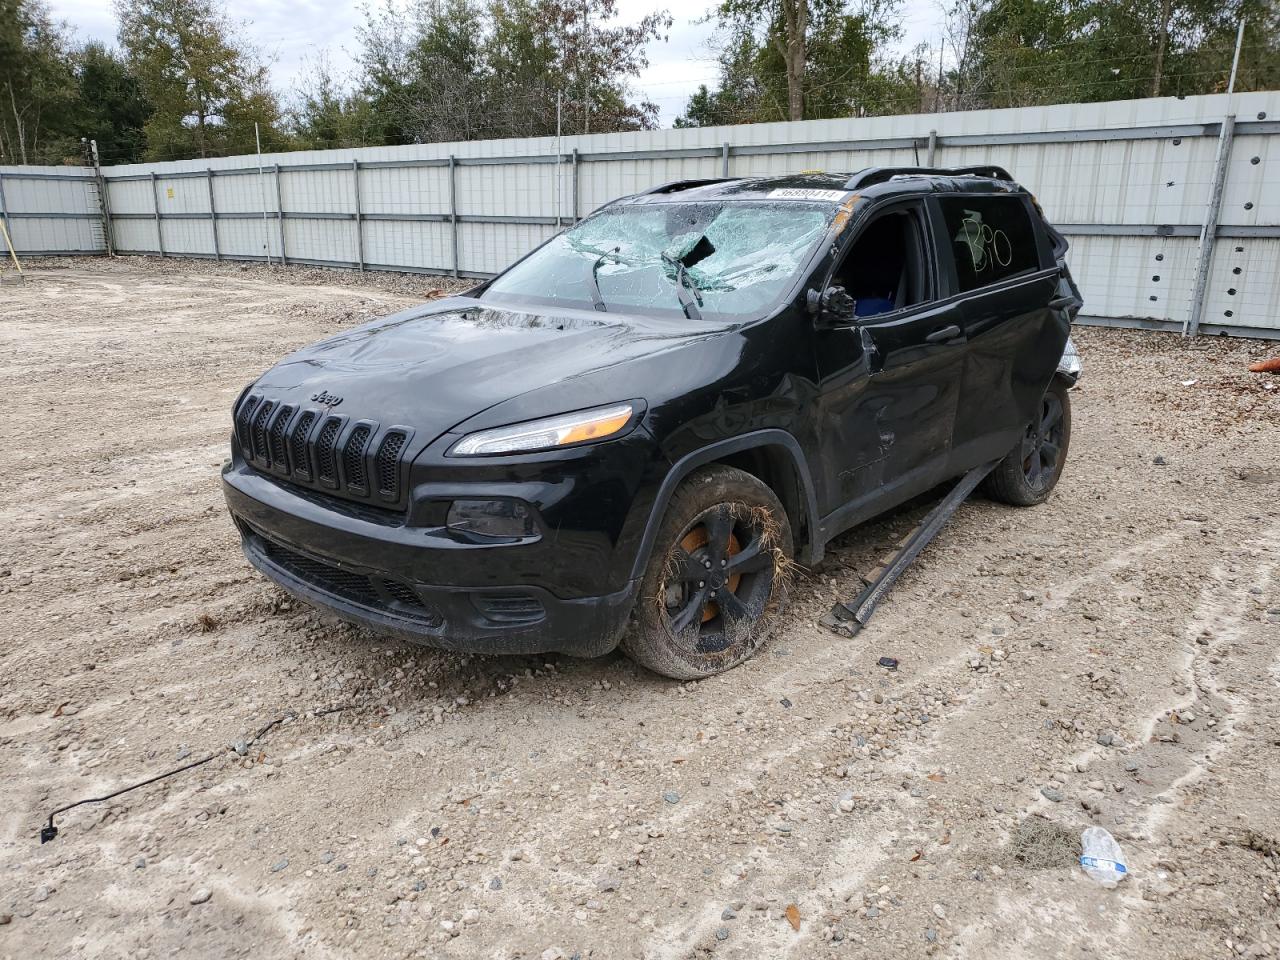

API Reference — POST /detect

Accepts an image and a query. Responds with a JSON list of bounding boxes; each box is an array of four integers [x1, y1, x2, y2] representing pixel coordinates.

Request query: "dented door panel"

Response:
[[952, 271, 1068, 467]]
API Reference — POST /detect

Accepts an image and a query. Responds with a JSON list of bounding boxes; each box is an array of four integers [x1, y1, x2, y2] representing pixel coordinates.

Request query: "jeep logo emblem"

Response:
[[311, 390, 343, 407]]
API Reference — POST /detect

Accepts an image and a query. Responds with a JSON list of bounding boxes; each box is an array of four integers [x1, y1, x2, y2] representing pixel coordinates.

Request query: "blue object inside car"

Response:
[[855, 296, 895, 317]]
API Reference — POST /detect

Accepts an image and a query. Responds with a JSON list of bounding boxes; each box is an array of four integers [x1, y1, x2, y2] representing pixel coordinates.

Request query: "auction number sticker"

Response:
[[767, 188, 849, 202]]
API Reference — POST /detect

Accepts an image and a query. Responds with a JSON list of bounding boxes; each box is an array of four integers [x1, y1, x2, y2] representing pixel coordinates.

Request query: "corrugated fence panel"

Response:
[[112, 218, 158, 253], [364, 219, 451, 271], [1066, 235, 1198, 323], [459, 221, 557, 275], [3, 91, 1278, 335], [0, 168, 100, 253], [284, 218, 356, 265]]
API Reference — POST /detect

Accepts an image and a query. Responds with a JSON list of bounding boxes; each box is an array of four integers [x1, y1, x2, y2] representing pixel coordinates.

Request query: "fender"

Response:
[[628, 429, 823, 580]]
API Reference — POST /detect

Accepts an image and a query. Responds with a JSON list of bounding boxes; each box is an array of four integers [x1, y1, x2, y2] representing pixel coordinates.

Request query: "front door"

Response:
[[812, 199, 968, 533]]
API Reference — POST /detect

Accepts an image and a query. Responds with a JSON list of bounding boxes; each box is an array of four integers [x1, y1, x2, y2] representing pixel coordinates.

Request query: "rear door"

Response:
[[812, 198, 968, 527], [931, 193, 1071, 468]]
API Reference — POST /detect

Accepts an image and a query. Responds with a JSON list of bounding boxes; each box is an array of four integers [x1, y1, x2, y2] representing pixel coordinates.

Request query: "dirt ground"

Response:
[[2, 257, 1279, 960]]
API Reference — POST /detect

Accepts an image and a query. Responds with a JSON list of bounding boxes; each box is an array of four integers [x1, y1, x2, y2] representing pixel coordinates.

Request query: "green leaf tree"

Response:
[[115, 0, 289, 160], [76, 42, 153, 163], [0, 0, 80, 164]]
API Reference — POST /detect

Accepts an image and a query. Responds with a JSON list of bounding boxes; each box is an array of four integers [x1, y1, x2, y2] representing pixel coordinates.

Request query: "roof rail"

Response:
[[845, 165, 1015, 189], [637, 177, 735, 196]]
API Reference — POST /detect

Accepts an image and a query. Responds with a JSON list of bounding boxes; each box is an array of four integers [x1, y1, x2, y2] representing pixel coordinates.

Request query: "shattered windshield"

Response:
[[481, 201, 833, 320]]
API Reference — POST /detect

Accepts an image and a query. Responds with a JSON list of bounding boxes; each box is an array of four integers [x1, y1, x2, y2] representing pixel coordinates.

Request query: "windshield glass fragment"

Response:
[[482, 201, 833, 320]]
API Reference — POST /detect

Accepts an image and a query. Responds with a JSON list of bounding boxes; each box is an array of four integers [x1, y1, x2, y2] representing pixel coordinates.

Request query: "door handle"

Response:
[[1048, 295, 1076, 310], [925, 324, 963, 344]]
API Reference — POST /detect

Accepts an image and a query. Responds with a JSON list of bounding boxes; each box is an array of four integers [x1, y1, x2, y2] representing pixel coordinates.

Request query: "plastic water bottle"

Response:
[[1080, 827, 1128, 887]]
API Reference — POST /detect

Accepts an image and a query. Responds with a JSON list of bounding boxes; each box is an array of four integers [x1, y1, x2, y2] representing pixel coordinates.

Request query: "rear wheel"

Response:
[[624, 466, 792, 680], [983, 376, 1072, 506]]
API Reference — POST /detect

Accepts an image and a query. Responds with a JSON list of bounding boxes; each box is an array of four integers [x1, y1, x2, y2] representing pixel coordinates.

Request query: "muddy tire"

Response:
[[983, 377, 1072, 507], [622, 465, 793, 680]]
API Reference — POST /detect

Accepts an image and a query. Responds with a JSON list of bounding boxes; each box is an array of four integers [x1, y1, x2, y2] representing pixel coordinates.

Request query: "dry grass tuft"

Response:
[[1007, 816, 1080, 870]]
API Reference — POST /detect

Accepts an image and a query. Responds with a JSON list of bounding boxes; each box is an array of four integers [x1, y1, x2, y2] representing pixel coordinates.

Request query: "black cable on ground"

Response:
[[39, 705, 350, 843]]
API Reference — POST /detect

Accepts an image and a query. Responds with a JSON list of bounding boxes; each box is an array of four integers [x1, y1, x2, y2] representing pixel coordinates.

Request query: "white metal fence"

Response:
[[2, 92, 1278, 338]]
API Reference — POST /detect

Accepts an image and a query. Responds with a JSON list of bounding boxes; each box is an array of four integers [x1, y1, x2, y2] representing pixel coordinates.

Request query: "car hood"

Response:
[[252, 297, 715, 432]]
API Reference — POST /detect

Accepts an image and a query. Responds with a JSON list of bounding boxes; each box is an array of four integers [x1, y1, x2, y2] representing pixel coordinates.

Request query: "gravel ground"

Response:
[[2, 257, 1279, 960]]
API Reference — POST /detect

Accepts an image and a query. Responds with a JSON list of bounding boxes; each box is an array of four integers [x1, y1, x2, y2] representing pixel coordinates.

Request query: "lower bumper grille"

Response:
[[249, 527, 441, 626]]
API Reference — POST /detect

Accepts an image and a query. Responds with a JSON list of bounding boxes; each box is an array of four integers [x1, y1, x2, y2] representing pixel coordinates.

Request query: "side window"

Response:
[[833, 204, 931, 319], [938, 195, 1041, 293]]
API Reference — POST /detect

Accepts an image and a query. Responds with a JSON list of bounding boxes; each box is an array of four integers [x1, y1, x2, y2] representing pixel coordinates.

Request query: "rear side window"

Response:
[[938, 195, 1041, 292]]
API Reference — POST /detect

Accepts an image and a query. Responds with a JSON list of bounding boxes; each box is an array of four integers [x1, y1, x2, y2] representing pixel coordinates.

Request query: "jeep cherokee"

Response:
[[222, 165, 1082, 679]]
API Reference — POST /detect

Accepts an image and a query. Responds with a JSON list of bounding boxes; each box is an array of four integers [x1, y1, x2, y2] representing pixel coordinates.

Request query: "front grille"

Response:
[[234, 394, 415, 507], [252, 529, 440, 625]]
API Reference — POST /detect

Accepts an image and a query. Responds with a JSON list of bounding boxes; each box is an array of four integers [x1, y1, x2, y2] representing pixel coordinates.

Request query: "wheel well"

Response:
[[712, 446, 811, 555]]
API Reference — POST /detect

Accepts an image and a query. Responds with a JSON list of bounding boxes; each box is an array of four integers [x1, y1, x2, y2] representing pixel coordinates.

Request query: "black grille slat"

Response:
[[235, 395, 260, 458], [250, 400, 277, 464], [267, 404, 296, 470], [314, 418, 343, 487], [375, 431, 407, 500], [289, 411, 317, 480], [343, 425, 372, 494]]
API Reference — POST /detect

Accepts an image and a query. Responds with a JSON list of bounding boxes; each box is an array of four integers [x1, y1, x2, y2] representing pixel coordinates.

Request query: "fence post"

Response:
[[1185, 115, 1236, 336], [721, 142, 730, 177], [150, 172, 165, 257], [88, 140, 114, 256], [274, 163, 287, 267], [926, 129, 938, 166], [571, 148, 580, 222], [351, 159, 364, 273], [448, 154, 459, 279], [206, 169, 220, 260], [0, 170, 10, 248]]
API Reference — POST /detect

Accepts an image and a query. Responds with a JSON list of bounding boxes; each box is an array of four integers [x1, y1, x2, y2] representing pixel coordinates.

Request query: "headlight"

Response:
[[448, 403, 636, 456]]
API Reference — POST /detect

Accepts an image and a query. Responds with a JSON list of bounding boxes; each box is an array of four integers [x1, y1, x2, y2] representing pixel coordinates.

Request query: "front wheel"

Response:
[[623, 465, 792, 680], [983, 376, 1072, 506]]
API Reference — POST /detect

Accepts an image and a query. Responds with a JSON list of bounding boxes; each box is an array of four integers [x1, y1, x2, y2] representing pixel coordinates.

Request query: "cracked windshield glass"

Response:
[[482, 201, 833, 320]]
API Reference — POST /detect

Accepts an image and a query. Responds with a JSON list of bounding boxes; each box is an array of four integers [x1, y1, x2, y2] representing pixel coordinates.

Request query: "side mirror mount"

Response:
[[808, 285, 857, 325]]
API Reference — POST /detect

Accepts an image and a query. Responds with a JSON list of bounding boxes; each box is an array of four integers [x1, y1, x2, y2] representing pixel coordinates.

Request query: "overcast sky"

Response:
[[47, 0, 942, 128]]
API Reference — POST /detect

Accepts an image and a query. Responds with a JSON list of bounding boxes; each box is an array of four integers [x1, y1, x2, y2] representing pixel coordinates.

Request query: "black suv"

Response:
[[223, 166, 1082, 679]]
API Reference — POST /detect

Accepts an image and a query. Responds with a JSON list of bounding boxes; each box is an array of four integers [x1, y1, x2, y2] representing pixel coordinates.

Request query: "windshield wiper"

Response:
[[661, 252, 703, 321], [587, 247, 620, 312]]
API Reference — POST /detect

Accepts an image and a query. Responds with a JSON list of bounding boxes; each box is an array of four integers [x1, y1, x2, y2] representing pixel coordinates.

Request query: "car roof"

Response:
[[619, 167, 1023, 206]]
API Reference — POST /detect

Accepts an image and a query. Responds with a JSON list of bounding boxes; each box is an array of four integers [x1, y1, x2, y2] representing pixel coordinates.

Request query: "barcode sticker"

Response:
[[766, 188, 848, 202]]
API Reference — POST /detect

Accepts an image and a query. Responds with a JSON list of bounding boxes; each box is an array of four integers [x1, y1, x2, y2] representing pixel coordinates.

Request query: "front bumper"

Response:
[[223, 464, 639, 657]]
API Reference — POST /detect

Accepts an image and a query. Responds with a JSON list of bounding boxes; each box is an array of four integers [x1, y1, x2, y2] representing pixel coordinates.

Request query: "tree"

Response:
[[289, 52, 377, 150], [0, 0, 79, 164], [115, 0, 288, 160], [76, 42, 152, 163], [350, 0, 670, 145], [678, 0, 914, 125], [948, 0, 1280, 110]]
